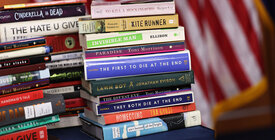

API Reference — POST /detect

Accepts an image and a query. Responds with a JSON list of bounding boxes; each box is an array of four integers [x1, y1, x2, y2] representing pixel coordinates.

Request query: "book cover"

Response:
[[80, 110, 201, 140], [84, 51, 191, 80], [0, 126, 48, 140], [82, 70, 194, 96], [79, 14, 178, 33]]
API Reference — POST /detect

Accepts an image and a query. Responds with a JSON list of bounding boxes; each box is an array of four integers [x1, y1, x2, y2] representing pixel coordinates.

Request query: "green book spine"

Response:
[[0, 115, 59, 136], [82, 71, 194, 96]]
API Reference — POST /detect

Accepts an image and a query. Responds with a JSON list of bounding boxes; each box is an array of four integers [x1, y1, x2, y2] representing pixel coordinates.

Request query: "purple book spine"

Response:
[[0, 4, 85, 23]]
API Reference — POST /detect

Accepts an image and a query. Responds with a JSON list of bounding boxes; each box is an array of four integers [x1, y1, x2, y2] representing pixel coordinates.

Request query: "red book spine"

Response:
[[45, 34, 82, 54], [47, 80, 81, 89], [0, 90, 44, 107], [65, 98, 86, 108], [0, 63, 46, 76], [0, 126, 47, 140]]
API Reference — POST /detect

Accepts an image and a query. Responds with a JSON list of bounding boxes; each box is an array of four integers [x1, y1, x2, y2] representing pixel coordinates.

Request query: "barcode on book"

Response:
[[112, 127, 120, 139]]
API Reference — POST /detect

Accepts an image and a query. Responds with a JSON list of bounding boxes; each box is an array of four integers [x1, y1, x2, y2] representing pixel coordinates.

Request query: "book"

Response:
[[80, 110, 201, 140], [90, 0, 175, 19], [0, 46, 52, 60], [0, 37, 45, 52], [50, 51, 82, 62], [0, 78, 49, 96], [46, 58, 83, 70], [79, 14, 178, 34], [0, 90, 44, 107], [83, 41, 185, 59], [43, 85, 81, 95], [81, 26, 185, 49], [50, 67, 83, 83], [0, 16, 85, 42], [0, 63, 46, 76], [0, 115, 59, 136], [47, 80, 81, 89], [0, 126, 48, 140], [61, 91, 81, 99], [84, 103, 196, 125], [0, 68, 50, 87], [0, 54, 51, 69], [0, 4, 86, 23], [47, 116, 82, 129], [81, 87, 191, 104], [90, 90, 194, 115], [65, 98, 86, 108], [84, 50, 191, 80], [82, 70, 194, 96], [0, 94, 65, 127]]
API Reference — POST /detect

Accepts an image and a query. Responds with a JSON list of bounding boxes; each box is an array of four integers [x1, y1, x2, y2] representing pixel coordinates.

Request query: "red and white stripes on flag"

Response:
[[176, 0, 265, 128]]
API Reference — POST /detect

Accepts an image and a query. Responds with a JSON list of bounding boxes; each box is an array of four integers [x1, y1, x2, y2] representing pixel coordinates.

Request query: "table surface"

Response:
[[48, 125, 215, 140]]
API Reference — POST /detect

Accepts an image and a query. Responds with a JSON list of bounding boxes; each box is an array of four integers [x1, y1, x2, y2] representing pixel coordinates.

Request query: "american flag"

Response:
[[29, 0, 267, 128]]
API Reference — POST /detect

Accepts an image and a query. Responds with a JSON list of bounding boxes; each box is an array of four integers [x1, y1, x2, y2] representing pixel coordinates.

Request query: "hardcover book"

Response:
[[84, 50, 191, 80], [80, 110, 201, 140]]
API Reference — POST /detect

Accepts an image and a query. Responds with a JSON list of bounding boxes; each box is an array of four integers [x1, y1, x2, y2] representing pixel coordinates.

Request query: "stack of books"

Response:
[[0, 0, 86, 139], [79, 0, 201, 139]]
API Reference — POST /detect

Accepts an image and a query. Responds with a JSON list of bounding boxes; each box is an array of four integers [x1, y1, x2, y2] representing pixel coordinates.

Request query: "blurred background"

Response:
[[1, 0, 275, 139]]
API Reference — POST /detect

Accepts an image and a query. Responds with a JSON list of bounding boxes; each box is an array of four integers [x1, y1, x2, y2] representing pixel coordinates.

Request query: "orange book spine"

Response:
[[103, 103, 196, 124]]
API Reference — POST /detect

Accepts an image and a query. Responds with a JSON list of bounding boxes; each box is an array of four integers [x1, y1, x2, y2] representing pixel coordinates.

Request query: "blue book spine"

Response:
[[96, 91, 194, 115], [0, 37, 45, 51], [84, 50, 191, 80]]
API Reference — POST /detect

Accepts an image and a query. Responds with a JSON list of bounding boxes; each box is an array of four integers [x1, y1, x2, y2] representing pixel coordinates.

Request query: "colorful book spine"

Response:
[[84, 51, 191, 80], [3, 0, 87, 10], [0, 16, 84, 42], [0, 4, 86, 23], [50, 51, 82, 62], [0, 94, 65, 127], [47, 80, 81, 89], [0, 69, 50, 87], [90, 1, 175, 19], [80, 110, 201, 140], [47, 116, 81, 129], [83, 27, 185, 49], [0, 90, 44, 107], [65, 98, 86, 108], [84, 103, 196, 125], [84, 42, 185, 59], [0, 54, 51, 69], [50, 67, 83, 83], [94, 91, 194, 115], [0, 126, 48, 140], [0, 63, 46, 76], [0, 78, 49, 95], [79, 14, 178, 33], [0, 37, 45, 52], [46, 58, 83, 70], [0, 115, 59, 136], [0, 46, 52, 60], [82, 70, 194, 96], [44, 85, 81, 95]]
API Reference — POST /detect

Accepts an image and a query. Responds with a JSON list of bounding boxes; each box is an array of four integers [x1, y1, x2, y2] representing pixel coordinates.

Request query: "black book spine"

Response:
[[50, 67, 83, 83]]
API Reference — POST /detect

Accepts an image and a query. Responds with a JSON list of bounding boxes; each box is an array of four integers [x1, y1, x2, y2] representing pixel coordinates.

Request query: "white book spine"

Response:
[[91, 1, 175, 19], [46, 58, 83, 70], [0, 16, 85, 42], [50, 51, 82, 62]]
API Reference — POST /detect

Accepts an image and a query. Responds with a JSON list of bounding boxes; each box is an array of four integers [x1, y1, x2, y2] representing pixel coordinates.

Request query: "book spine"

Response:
[[50, 67, 83, 83], [79, 14, 178, 33], [0, 90, 44, 107], [0, 4, 86, 23], [0, 16, 84, 42], [47, 116, 81, 129], [84, 42, 185, 59], [47, 80, 81, 89], [3, 0, 87, 10], [46, 58, 83, 70], [84, 51, 191, 80], [0, 94, 65, 127], [62, 91, 80, 99], [88, 70, 194, 96], [44, 85, 81, 95], [0, 46, 52, 61], [50, 51, 82, 62], [0, 126, 48, 140], [45, 34, 81, 54], [0, 63, 46, 76], [0, 78, 49, 95], [90, 1, 175, 19], [95, 91, 194, 115], [0, 54, 51, 69], [0, 37, 46, 52], [65, 98, 86, 108], [0, 115, 59, 136], [0, 69, 50, 87], [85, 27, 185, 49]]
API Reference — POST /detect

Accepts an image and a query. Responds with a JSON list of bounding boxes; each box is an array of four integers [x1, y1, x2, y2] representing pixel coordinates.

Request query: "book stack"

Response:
[[0, 0, 86, 139], [79, 0, 202, 139]]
